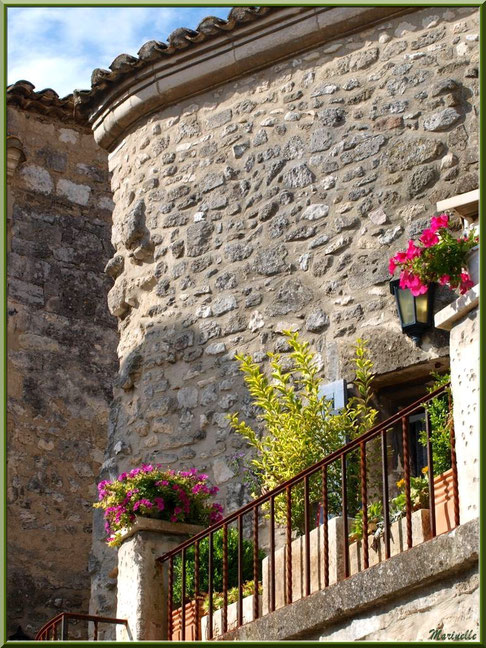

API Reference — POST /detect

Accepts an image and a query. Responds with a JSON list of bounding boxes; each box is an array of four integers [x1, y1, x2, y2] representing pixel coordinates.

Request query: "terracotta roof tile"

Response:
[[8, 7, 275, 123]]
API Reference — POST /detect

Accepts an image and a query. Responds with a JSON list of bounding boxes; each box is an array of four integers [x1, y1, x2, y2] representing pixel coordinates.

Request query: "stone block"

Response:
[[349, 509, 431, 576], [262, 516, 353, 615]]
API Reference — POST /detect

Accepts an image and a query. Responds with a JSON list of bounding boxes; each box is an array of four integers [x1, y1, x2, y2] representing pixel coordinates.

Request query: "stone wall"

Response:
[[88, 5, 479, 620], [6, 106, 116, 636], [315, 565, 479, 642]]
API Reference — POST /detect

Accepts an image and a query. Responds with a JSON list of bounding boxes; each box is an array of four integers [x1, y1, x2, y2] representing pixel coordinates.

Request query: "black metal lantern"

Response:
[[389, 279, 435, 345]]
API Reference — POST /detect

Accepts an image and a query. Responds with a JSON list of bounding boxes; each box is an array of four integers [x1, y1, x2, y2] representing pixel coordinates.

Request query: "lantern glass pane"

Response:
[[416, 292, 429, 323], [397, 288, 415, 326]]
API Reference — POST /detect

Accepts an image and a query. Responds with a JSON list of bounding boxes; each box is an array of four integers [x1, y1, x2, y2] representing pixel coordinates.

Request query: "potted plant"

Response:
[[228, 332, 378, 532], [348, 471, 432, 575], [94, 464, 223, 547], [389, 213, 479, 296]]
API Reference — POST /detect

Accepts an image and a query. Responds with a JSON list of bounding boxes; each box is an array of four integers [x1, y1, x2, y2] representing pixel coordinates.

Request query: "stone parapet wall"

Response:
[[6, 107, 116, 636], [221, 518, 479, 642], [89, 5, 478, 621]]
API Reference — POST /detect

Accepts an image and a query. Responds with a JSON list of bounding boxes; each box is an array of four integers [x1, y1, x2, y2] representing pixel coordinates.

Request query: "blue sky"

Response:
[[8, 7, 232, 97]]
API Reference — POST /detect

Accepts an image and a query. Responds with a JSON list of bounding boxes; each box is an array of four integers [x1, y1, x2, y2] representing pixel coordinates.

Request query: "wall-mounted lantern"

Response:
[[390, 279, 435, 346]]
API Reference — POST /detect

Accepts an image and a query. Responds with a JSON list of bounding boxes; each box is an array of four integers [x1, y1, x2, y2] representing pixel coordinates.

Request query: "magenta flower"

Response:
[[408, 275, 428, 296], [439, 274, 450, 286], [154, 497, 165, 511], [459, 272, 474, 294], [399, 270, 413, 290], [430, 213, 449, 233], [388, 258, 396, 275], [118, 473, 128, 482], [419, 228, 439, 248], [133, 499, 153, 511], [405, 240, 421, 260]]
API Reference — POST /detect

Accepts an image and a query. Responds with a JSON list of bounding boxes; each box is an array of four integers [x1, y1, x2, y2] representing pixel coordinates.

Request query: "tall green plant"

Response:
[[228, 332, 377, 531], [419, 372, 452, 476]]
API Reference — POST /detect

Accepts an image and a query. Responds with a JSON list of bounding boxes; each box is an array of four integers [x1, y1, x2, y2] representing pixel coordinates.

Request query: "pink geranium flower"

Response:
[[459, 272, 474, 294], [406, 240, 422, 260], [407, 274, 428, 296], [439, 274, 450, 286], [430, 213, 449, 233], [419, 228, 439, 248]]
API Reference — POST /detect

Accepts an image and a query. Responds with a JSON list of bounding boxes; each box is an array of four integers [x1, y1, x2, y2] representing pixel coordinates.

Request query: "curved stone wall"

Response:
[[89, 5, 479, 620]]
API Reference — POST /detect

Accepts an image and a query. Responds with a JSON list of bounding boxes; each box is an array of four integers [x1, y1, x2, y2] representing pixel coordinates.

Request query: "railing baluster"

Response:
[[208, 532, 214, 640], [425, 409, 436, 538], [304, 475, 311, 597], [269, 496, 276, 613], [222, 524, 228, 634], [194, 540, 200, 641], [402, 416, 412, 549], [253, 506, 260, 620], [35, 613, 129, 641], [145, 385, 453, 640], [448, 390, 460, 528], [322, 465, 329, 588], [237, 516, 243, 627], [61, 614, 68, 641], [381, 429, 391, 559], [181, 547, 186, 641], [286, 485, 292, 604], [167, 556, 174, 641], [341, 455, 349, 578], [360, 441, 369, 570]]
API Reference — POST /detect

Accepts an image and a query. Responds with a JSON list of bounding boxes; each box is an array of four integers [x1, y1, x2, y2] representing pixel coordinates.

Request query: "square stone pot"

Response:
[[200, 594, 262, 639], [171, 596, 205, 641], [349, 508, 431, 576]]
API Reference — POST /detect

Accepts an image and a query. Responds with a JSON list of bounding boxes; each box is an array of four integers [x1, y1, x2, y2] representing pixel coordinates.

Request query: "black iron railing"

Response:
[[35, 612, 128, 641], [158, 383, 458, 640]]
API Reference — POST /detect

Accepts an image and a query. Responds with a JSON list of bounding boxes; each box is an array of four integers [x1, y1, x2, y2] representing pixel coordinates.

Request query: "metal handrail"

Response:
[[35, 612, 128, 641], [157, 382, 458, 641], [158, 382, 451, 562]]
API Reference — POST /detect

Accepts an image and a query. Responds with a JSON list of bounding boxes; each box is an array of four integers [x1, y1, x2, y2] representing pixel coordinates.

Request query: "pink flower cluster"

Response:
[[95, 464, 223, 545], [389, 213, 477, 296]]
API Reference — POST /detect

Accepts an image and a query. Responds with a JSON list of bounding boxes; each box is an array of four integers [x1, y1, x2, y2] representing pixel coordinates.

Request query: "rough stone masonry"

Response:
[[6, 102, 117, 635], [85, 5, 478, 623]]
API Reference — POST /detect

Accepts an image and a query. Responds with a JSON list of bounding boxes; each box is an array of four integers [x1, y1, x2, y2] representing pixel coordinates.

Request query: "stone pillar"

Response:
[[116, 518, 203, 641], [435, 285, 479, 525]]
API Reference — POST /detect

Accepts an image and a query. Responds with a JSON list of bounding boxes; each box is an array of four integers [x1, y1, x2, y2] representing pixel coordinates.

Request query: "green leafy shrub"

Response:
[[349, 500, 383, 543], [419, 372, 452, 476], [201, 580, 263, 614], [228, 332, 377, 531], [173, 527, 265, 608]]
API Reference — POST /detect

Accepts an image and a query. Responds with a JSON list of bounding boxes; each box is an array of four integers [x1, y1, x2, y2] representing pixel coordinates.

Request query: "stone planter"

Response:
[[434, 468, 456, 535], [171, 596, 205, 641], [349, 508, 431, 576], [200, 594, 262, 639], [262, 516, 352, 614], [467, 246, 479, 286], [116, 517, 204, 641]]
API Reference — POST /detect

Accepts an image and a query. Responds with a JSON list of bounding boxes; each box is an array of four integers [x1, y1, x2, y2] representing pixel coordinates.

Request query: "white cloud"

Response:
[[7, 6, 231, 97]]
